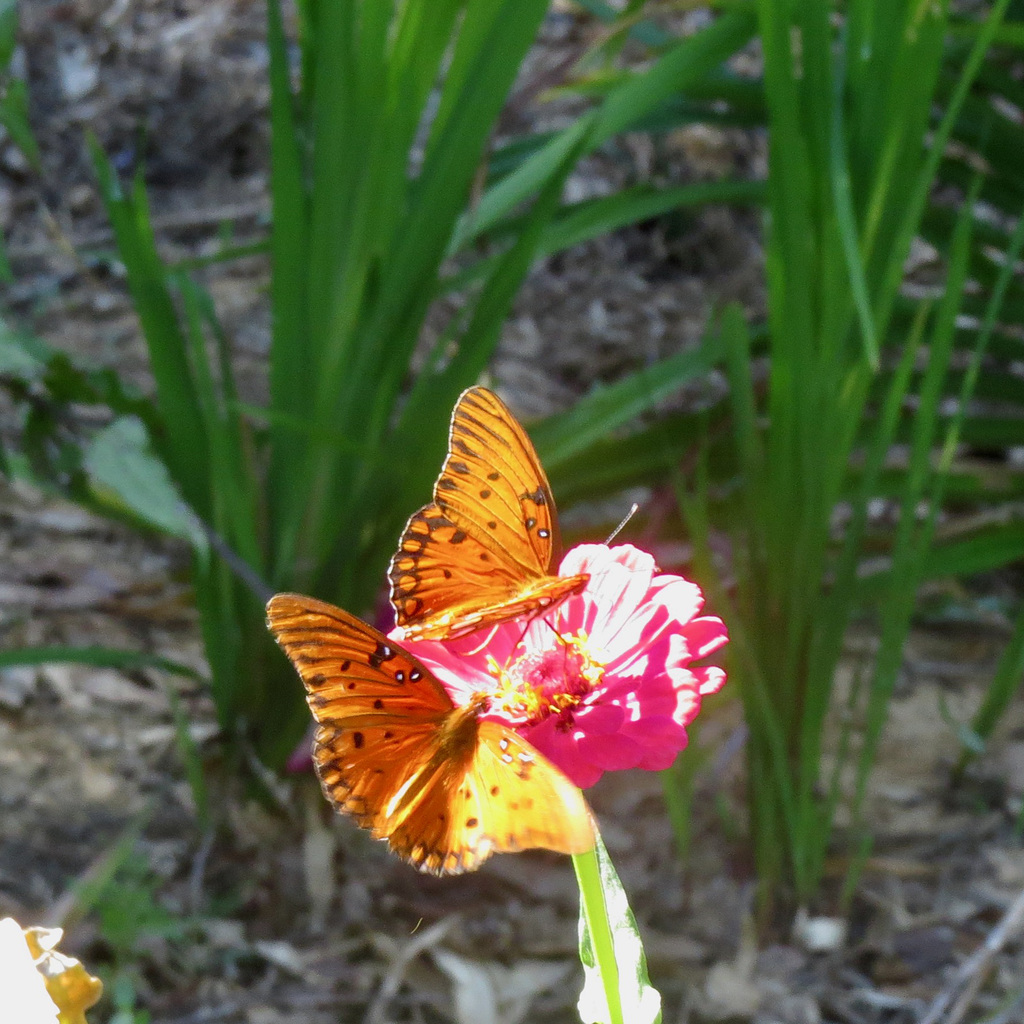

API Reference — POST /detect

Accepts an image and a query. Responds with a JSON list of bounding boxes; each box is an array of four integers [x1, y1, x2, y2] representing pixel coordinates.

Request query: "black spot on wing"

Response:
[[368, 643, 396, 669]]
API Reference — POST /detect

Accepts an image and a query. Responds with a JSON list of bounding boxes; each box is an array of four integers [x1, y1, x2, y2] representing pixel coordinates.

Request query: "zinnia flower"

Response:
[[394, 543, 728, 789]]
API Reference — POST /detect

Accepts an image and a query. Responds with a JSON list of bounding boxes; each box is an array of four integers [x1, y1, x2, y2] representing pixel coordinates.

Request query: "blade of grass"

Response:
[[89, 140, 210, 517], [457, 6, 757, 247], [847, 180, 983, 893], [0, 645, 203, 680], [531, 330, 725, 471], [961, 607, 1024, 772], [872, 0, 1011, 337], [266, 0, 312, 540], [830, 26, 878, 368]]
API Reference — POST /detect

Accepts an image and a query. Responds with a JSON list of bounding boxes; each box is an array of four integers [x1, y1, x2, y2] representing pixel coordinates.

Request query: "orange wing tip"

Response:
[[399, 841, 492, 876], [540, 794, 596, 857], [396, 829, 593, 876], [265, 592, 307, 628]]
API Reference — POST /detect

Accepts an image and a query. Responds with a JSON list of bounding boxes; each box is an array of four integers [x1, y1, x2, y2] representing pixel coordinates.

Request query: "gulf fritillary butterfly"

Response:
[[267, 593, 595, 874], [388, 386, 590, 641]]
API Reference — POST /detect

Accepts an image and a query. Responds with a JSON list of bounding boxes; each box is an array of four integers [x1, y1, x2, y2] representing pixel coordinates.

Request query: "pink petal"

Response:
[[682, 616, 730, 659], [575, 730, 646, 770], [575, 701, 627, 731], [394, 542, 729, 790], [694, 665, 727, 696]]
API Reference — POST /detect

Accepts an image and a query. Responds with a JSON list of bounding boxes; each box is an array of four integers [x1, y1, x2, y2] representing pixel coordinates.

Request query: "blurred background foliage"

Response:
[[1, 0, 1023, 915]]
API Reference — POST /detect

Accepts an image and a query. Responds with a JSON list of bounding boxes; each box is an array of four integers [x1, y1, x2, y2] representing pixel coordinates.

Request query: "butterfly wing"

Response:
[[267, 593, 454, 838], [267, 594, 594, 875], [438, 386, 565, 568], [389, 721, 596, 875], [389, 387, 589, 640]]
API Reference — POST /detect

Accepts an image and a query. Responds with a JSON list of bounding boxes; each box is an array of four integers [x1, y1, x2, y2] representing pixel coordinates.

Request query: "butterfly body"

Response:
[[267, 593, 594, 875], [389, 387, 588, 641]]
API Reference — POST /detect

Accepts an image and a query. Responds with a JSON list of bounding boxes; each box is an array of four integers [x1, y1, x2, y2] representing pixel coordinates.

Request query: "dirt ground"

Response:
[[2, 3, 1024, 1023]]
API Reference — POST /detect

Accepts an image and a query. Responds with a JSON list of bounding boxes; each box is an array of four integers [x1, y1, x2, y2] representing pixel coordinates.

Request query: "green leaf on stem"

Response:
[[574, 836, 661, 1024]]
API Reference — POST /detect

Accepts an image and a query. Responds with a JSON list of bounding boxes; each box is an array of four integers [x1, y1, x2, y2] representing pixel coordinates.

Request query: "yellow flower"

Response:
[[1, 918, 102, 1024]]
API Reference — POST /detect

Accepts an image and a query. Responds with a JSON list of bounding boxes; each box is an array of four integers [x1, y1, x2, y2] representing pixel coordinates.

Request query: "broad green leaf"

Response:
[[83, 416, 207, 551]]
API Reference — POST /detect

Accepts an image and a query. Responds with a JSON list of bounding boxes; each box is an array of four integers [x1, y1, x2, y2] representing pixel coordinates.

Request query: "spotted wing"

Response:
[[389, 721, 596, 875], [388, 387, 589, 640], [266, 593, 454, 838], [267, 593, 593, 875]]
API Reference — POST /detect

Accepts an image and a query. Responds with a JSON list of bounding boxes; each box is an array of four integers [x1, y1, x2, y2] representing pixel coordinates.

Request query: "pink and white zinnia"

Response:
[[394, 543, 728, 790]]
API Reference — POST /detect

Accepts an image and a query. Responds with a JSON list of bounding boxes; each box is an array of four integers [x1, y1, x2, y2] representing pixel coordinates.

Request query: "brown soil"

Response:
[[2, 4, 1024, 1023]]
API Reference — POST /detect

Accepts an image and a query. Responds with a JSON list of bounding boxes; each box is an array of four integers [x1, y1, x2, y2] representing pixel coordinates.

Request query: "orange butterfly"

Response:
[[267, 593, 595, 875], [388, 386, 590, 641]]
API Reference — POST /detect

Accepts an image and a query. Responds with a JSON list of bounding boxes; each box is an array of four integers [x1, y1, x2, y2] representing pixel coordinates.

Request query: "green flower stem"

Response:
[[573, 846, 623, 1024]]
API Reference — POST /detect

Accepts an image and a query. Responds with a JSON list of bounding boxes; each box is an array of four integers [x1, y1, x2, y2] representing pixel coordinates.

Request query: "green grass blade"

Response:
[[266, 0, 312, 540], [532, 331, 725, 471], [541, 179, 766, 257], [548, 410, 713, 506], [0, 645, 203, 680], [720, 302, 760, 494], [433, 180, 766, 304], [829, 32, 877, 367], [89, 138, 210, 516], [873, 0, 1011, 335], [964, 608, 1024, 765], [850, 180, 982, 852], [458, 7, 756, 246]]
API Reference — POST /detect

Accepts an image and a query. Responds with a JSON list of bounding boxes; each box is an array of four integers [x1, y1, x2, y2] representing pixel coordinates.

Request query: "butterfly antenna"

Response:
[[510, 607, 564, 656], [510, 616, 534, 655], [604, 502, 640, 545], [537, 614, 571, 648]]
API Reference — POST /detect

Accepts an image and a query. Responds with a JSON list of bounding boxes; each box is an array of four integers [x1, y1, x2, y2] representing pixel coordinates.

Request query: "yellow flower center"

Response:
[[483, 630, 605, 726]]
